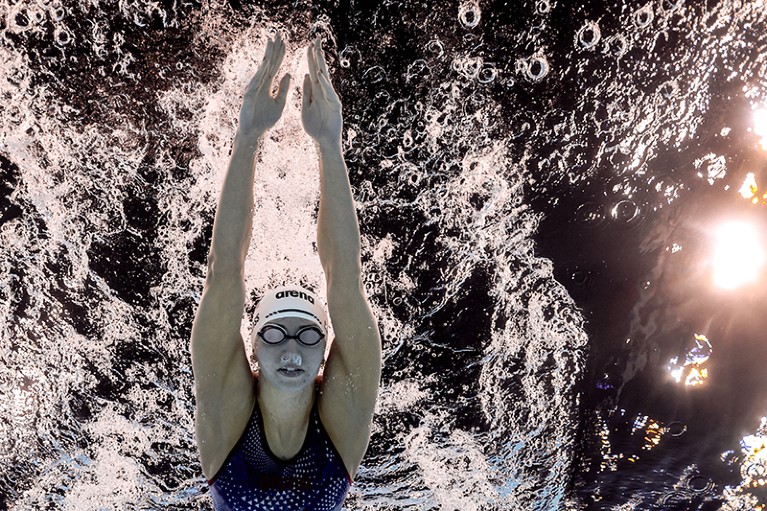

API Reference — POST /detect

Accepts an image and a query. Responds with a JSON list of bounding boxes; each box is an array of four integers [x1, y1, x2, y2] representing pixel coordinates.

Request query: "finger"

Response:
[[257, 38, 276, 89], [311, 40, 330, 101], [270, 34, 286, 78], [315, 38, 331, 79], [307, 42, 319, 85], [302, 73, 312, 111], [261, 37, 287, 96], [317, 71, 339, 103], [275, 73, 291, 109]]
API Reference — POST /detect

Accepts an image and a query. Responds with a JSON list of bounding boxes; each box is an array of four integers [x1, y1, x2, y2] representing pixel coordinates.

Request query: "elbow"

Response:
[[205, 250, 244, 281], [323, 258, 363, 289]]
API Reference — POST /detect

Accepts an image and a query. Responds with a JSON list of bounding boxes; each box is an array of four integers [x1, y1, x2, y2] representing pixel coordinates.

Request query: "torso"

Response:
[[208, 388, 352, 511]]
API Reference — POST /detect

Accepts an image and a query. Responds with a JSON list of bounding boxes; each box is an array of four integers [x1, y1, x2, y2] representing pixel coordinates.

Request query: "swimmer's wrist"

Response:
[[233, 130, 263, 152], [317, 138, 343, 155]]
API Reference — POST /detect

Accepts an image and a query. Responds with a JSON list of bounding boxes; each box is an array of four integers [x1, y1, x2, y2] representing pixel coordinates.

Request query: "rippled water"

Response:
[[1, 0, 766, 509]]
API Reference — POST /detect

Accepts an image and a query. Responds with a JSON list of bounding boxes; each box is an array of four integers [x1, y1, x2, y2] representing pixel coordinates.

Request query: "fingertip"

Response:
[[302, 73, 312, 106]]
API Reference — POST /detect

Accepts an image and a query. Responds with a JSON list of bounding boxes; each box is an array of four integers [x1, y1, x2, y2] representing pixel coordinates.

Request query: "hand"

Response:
[[301, 38, 343, 150], [237, 33, 291, 143]]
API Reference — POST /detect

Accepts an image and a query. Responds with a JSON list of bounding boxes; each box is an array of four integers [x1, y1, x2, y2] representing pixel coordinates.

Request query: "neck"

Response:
[[257, 376, 315, 428]]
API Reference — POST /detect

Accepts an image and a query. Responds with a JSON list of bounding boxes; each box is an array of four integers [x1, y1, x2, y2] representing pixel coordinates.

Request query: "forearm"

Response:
[[317, 141, 362, 286], [207, 135, 260, 277]]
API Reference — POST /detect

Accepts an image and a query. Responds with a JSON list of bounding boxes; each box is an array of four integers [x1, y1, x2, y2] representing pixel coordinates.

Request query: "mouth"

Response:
[[277, 367, 305, 377]]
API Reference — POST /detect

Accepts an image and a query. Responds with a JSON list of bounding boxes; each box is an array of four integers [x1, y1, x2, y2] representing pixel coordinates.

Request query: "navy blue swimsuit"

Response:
[[208, 395, 352, 511]]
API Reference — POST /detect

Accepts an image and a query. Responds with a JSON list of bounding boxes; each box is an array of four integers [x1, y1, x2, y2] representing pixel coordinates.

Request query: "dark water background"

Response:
[[1, 0, 766, 509]]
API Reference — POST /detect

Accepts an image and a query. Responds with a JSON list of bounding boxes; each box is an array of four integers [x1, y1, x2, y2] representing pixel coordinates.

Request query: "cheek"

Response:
[[310, 349, 325, 368]]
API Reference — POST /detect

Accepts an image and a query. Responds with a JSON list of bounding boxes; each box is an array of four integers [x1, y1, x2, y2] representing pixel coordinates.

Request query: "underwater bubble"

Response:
[[570, 269, 591, 286], [659, 491, 688, 506], [452, 56, 482, 80], [54, 27, 73, 46], [576, 21, 601, 50], [686, 335, 712, 365], [686, 474, 714, 493], [405, 59, 430, 82], [9, 8, 30, 31], [425, 39, 445, 58], [657, 80, 679, 100], [745, 461, 767, 478], [695, 153, 727, 184], [26, 7, 45, 24], [523, 54, 549, 82], [402, 130, 414, 149], [7, 105, 23, 125], [536, 0, 551, 14], [608, 149, 632, 170], [514, 54, 549, 82], [373, 90, 391, 102], [363, 66, 387, 84], [458, 1, 481, 29], [339, 45, 361, 69], [508, 116, 533, 139], [477, 64, 497, 83], [604, 34, 628, 58], [633, 4, 654, 29], [462, 92, 484, 116], [721, 450, 738, 465], [575, 202, 605, 228], [609, 199, 642, 226], [662, 0, 685, 13], [743, 457, 767, 478], [49, 2, 66, 21], [666, 421, 688, 437], [7, 65, 28, 87]]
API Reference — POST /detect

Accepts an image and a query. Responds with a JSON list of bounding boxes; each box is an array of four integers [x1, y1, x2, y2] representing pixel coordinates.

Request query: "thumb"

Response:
[[276, 73, 291, 108], [301, 73, 312, 112]]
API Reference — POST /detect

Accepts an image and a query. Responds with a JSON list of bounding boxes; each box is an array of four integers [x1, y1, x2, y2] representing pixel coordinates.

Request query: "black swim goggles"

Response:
[[257, 324, 325, 346]]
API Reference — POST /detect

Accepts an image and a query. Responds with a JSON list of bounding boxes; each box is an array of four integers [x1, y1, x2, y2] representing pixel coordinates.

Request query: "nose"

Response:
[[281, 349, 302, 366]]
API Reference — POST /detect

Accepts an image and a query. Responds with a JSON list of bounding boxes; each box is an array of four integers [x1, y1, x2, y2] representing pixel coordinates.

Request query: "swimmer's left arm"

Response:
[[317, 111, 382, 482], [302, 38, 382, 477]]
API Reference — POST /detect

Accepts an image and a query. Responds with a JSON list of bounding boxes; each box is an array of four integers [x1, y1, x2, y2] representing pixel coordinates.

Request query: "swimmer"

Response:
[[190, 34, 382, 511]]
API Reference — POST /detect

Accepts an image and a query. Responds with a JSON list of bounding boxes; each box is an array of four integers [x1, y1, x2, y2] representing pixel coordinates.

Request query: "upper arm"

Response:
[[319, 277, 382, 477], [191, 271, 255, 479]]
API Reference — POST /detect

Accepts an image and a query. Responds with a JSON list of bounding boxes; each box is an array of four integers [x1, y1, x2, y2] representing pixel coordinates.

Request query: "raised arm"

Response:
[[191, 34, 291, 480], [302, 38, 382, 477]]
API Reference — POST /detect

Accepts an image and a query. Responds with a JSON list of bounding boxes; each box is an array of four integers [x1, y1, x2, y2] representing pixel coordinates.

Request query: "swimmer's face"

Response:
[[252, 316, 326, 390]]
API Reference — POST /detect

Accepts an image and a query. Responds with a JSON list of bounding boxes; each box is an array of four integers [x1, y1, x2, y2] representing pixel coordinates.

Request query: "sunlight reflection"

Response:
[[721, 417, 767, 510], [740, 417, 767, 489], [668, 334, 712, 386], [711, 222, 766, 289], [739, 172, 759, 200], [737, 172, 767, 206]]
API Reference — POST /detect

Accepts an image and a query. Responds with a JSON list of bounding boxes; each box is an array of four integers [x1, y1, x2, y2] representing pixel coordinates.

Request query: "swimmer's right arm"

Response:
[[190, 33, 291, 479]]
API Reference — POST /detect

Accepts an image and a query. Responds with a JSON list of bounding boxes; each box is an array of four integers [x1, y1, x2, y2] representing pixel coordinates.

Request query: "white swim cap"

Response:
[[253, 285, 328, 334]]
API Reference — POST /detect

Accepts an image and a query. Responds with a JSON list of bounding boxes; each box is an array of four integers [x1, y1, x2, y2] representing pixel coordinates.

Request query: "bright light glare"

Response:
[[712, 222, 766, 289], [755, 109, 767, 150], [739, 173, 758, 199]]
